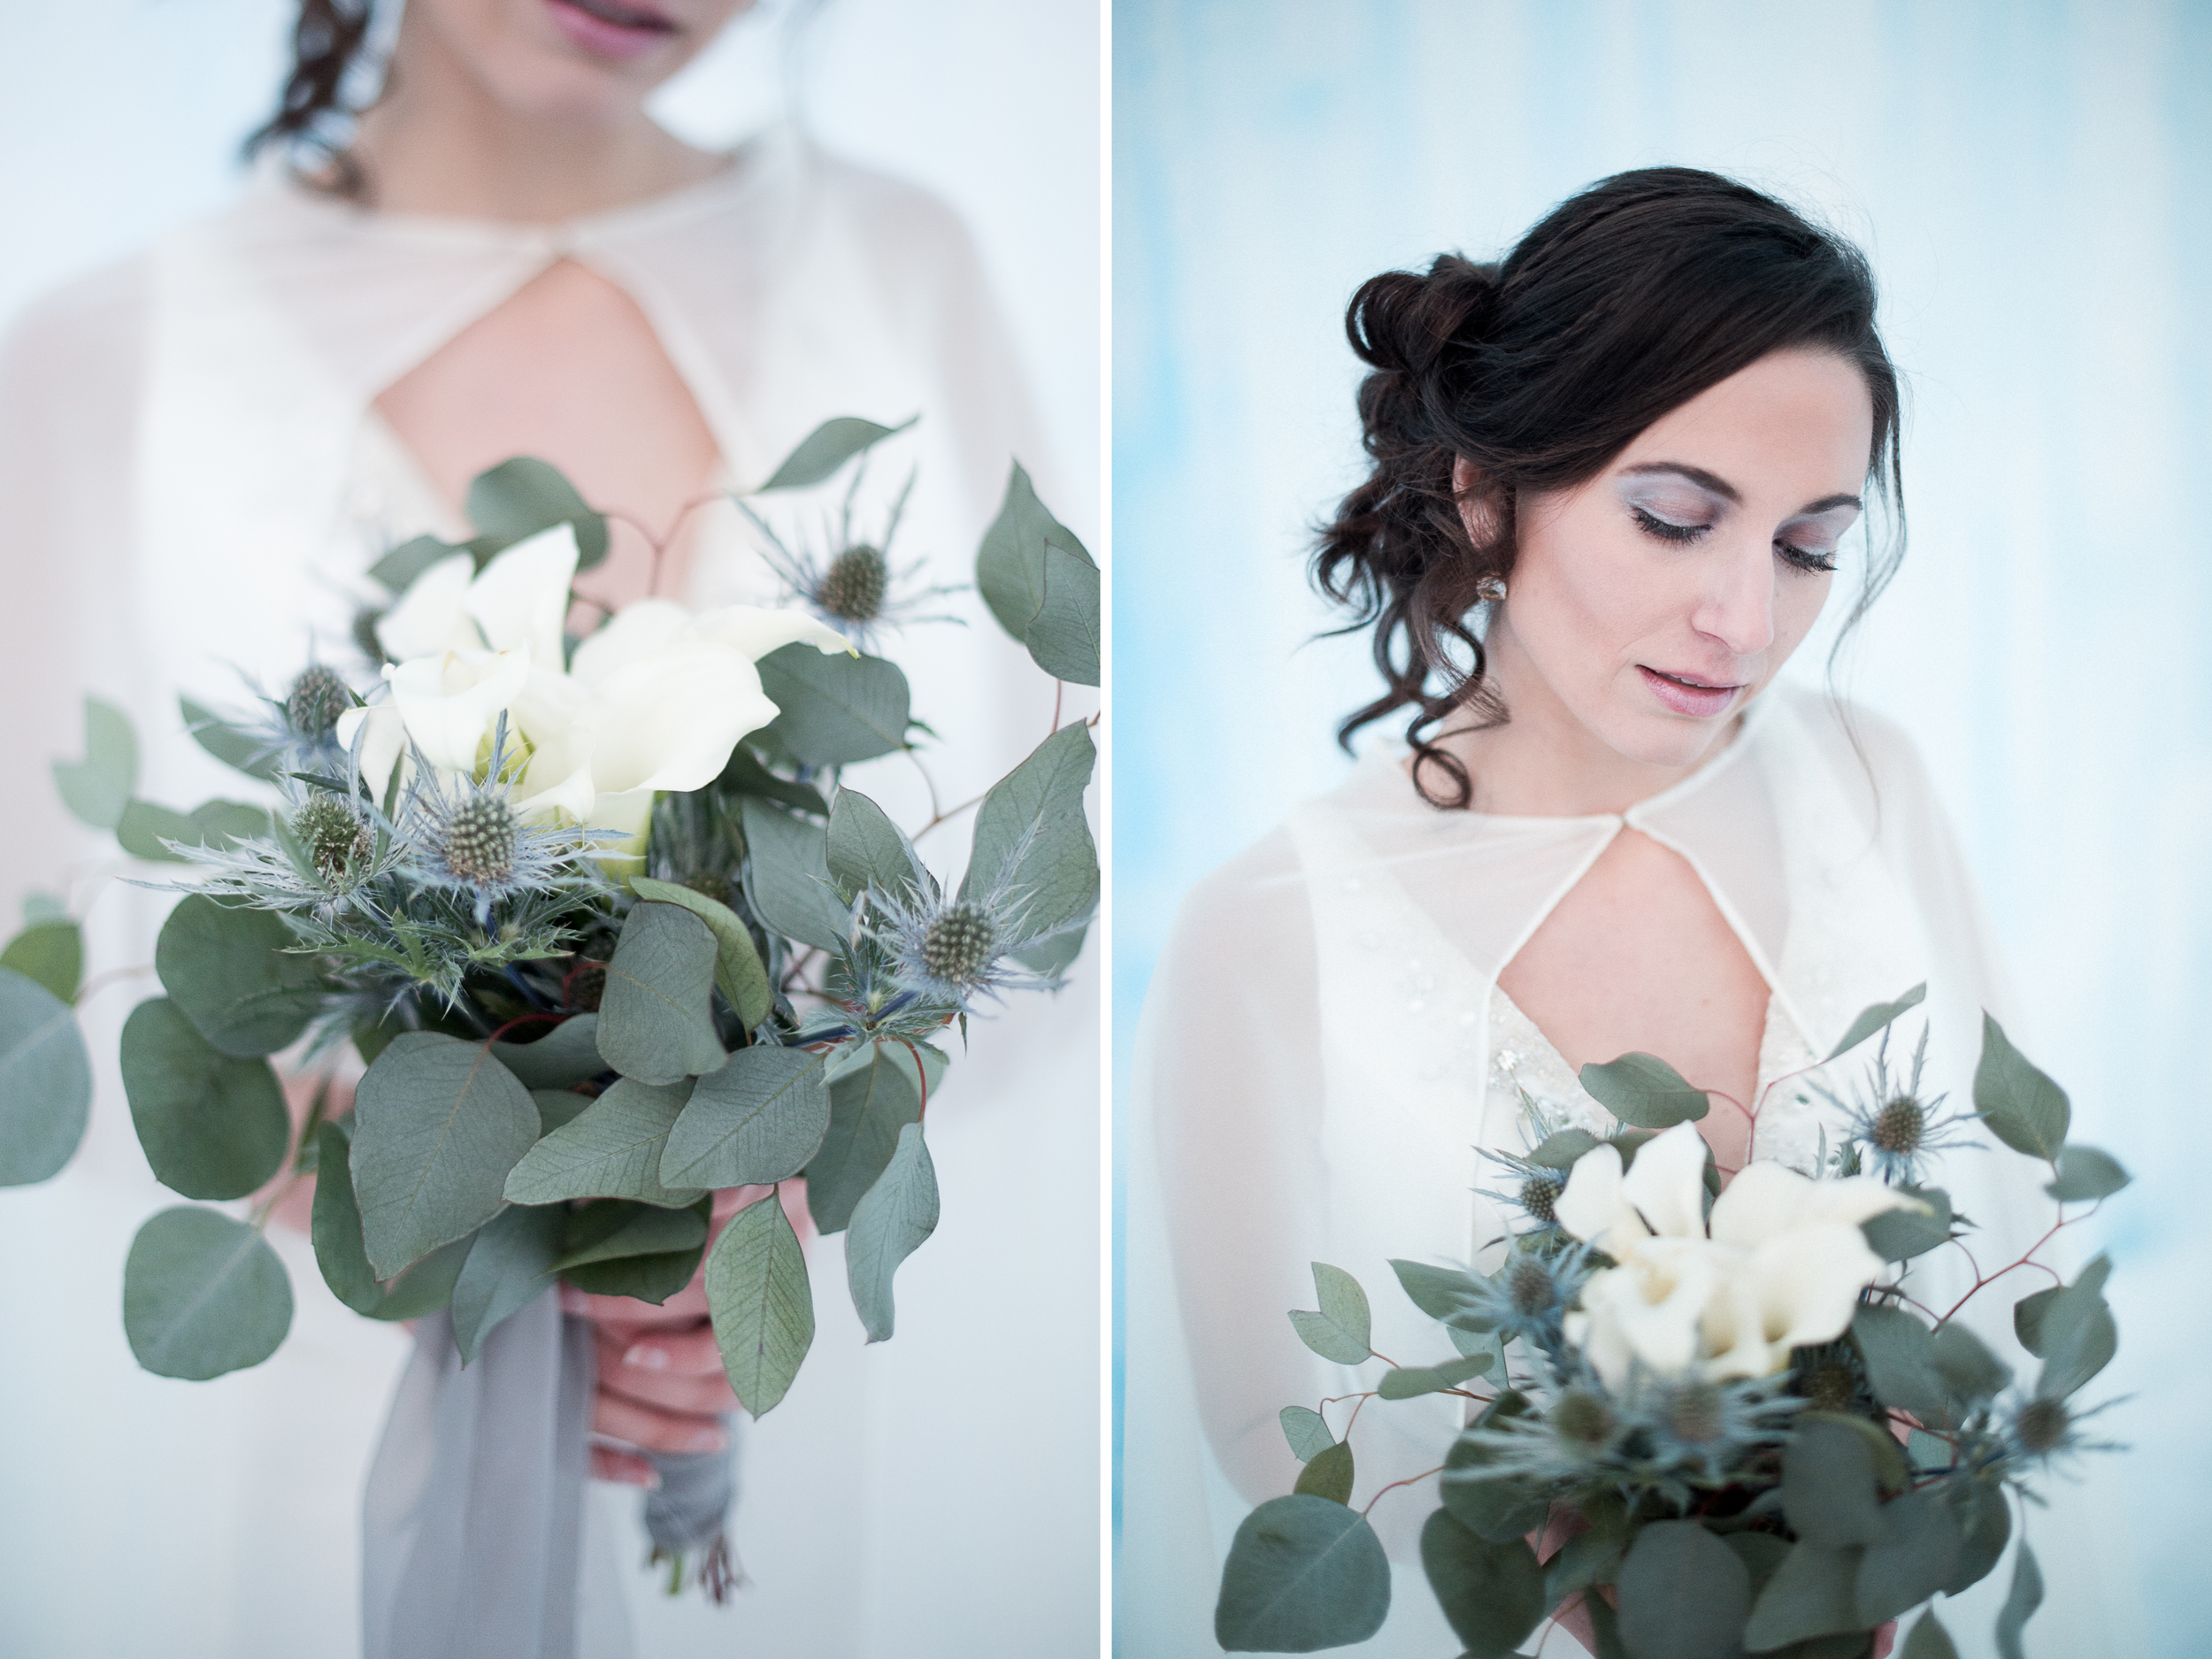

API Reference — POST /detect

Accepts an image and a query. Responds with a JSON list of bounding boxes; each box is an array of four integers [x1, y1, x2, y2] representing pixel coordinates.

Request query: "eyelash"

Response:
[[1631, 506, 1838, 574]]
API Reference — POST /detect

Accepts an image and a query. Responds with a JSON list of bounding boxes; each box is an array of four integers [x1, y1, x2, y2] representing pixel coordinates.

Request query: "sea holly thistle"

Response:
[[1812, 1020, 1980, 1186], [397, 718, 607, 926], [740, 447, 964, 647]]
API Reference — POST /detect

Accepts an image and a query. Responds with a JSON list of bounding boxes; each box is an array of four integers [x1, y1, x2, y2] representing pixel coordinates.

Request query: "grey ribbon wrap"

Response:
[[361, 1287, 739, 1659]]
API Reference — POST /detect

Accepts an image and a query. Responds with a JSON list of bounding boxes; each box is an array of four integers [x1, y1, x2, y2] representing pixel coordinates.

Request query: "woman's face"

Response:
[[1474, 348, 1875, 772], [400, 0, 754, 123]]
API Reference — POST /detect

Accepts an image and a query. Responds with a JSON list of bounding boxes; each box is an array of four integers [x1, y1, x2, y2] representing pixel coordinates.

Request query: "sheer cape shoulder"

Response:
[[1121, 683, 2134, 1657]]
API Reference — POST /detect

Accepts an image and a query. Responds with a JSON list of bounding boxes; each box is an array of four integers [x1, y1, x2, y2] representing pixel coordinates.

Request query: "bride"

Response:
[[0, 1, 1094, 1654], [1120, 168, 2128, 1656]]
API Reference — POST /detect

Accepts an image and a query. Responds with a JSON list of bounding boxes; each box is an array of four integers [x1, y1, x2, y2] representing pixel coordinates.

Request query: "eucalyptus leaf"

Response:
[[597, 902, 726, 1084], [1782, 1417, 1886, 1548], [1525, 1128, 1605, 1171], [52, 695, 136, 829], [115, 800, 199, 862], [1942, 1479, 2011, 1596], [119, 997, 289, 1200], [503, 1077, 708, 1208], [1421, 1509, 1546, 1659], [1548, 1515, 1632, 1609], [181, 695, 280, 781], [1723, 1531, 1790, 1602], [530, 1089, 592, 1133], [1742, 1540, 1864, 1650], [1851, 1301, 1951, 1425], [976, 461, 1093, 643], [1615, 1518, 1751, 1659], [156, 895, 324, 1057], [1279, 1405, 1334, 1463], [1214, 1494, 1391, 1653], [1388, 1257, 1484, 1322], [1579, 1052, 1709, 1128], [551, 1199, 707, 1271], [2033, 1257, 2117, 1400], [628, 877, 772, 1030], [465, 457, 609, 568], [1024, 541, 1101, 685], [350, 1033, 540, 1279], [957, 721, 1098, 942], [740, 798, 852, 953], [1824, 984, 1928, 1062], [661, 1043, 831, 1188], [1930, 1322, 2011, 1403], [1012, 919, 1088, 979], [1900, 1609, 1959, 1659], [1293, 1439, 1354, 1504], [2013, 1255, 2111, 1356], [311, 1122, 386, 1315], [826, 787, 928, 908], [2044, 1143, 2130, 1202], [706, 1190, 814, 1417], [1377, 1353, 1494, 1399], [1440, 1394, 1548, 1543], [752, 415, 914, 492], [560, 1248, 703, 1303], [1862, 1186, 1953, 1263], [368, 1233, 476, 1323], [807, 1041, 930, 1234], [489, 1015, 604, 1089], [715, 743, 827, 815], [123, 1206, 293, 1380], [1994, 1540, 2042, 1659], [1, 919, 82, 1002], [1287, 1262, 1371, 1364], [0, 964, 93, 1186], [1855, 1486, 1961, 1626], [757, 643, 910, 766], [844, 1120, 939, 1343], [1973, 1014, 2070, 1162]]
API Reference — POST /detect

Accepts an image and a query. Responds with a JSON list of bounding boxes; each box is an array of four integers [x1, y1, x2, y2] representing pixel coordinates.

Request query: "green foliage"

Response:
[[1025, 541, 1101, 686], [503, 1077, 708, 1209], [2013, 1255, 2111, 1355], [957, 721, 1098, 940], [119, 997, 288, 1200], [1824, 983, 1928, 1062], [1901, 1609, 1959, 1659], [716, 743, 827, 816], [1930, 1322, 2011, 1403], [531, 1089, 592, 1133], [1388, 1257, 1484, 1321], [349, 1033, 540, 1279], [740, 798, 851, 952], [1578, 1052, 1709, 1128], [661, 1044, 831, 1188], [976, 462, 1096, 685], [1376, 1354, 1494, 1399], [845, 1121, 939, 1343], [155, 895, 323, 1057], [826, 787, 927, 908], [1742, 1540, 1862, 1650], [1973, 1015, 2070, 1162], [0, 964, 93, 1186], [1781, 1417, 1887, 1547], [1294, 1440, 1355, 1504], [757, 643, 911, 766], [52, 695, 136, 829], [2028, 1256, 2117, 1400], [1993, 1540, 2042, 1659], [181, 695, 280, 780], [1852, 1301, 1953, 1426], [1214, 1495, 1391, 1653], [1616, 1518, 1751, 1659], [1943, 1479, 2011, 1596], [1861, 1185, 1953, 1263], [1854, 1487, 1961, 1626], [366, 1233, 476, 1323], [1288, 1262, 1371, 1364], [1525, 1127, 1605, 1170], [123, 1206, 293, 1379], [1279, 1405, 1334, 1463], [597, 902, 727, 1085], [1, 918, 81, 1002], [116, 798, 269, 862], [629, 877, 772, 1030], [449, 1202, 566, 1363], [2044, 1143, 2130, 1202], [489, 1016, 605, 1089], [706, 1191, 814, 1417], [807, 1041, 933, 1234], [551, 1199, 707, 1271], [465, 457, 610, 569], [1440, 1394, 1548, 1542], [752, 415, 915, 493]]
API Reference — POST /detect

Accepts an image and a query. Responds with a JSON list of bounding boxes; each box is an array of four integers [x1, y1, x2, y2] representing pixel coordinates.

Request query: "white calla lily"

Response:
[[385, 649, 531, 773], [1556, 1120, 1923, 1388], [373, 553, 480, 662], [465, 523, 579, 669]]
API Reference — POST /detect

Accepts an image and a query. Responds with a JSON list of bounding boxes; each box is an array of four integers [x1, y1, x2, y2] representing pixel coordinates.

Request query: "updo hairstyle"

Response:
[[244, 1, 381, 195], [1314, 167, 1904, 809]]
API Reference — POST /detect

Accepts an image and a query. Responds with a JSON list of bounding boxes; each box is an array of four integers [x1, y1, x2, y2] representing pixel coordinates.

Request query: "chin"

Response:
[[1596, 707, 1740, 772]]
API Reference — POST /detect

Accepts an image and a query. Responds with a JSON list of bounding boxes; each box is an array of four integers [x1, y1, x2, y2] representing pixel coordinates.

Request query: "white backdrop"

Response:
[[0, 2, 1100, 1655], [1113, 3, 2209, 1654]]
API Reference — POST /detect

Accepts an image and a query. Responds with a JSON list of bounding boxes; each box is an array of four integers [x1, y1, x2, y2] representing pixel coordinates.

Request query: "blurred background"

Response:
[[0, 1, 1098, 1654], [1113, 2, 2208, 1652]]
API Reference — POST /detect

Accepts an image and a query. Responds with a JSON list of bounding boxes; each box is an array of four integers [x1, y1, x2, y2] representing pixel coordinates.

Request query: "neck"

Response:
[[345, 26, 723, 221], [1429, 609, 1729, 817]]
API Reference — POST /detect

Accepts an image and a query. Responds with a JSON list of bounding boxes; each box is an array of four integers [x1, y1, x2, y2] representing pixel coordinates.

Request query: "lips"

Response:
[[1637, 664, 1742, 718], [545, 0, 679, 60]]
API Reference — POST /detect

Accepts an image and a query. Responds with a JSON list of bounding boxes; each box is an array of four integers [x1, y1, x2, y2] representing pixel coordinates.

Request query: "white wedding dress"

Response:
[[0, 126, 1097, 1657], [1120, 685, 2139, 1657]]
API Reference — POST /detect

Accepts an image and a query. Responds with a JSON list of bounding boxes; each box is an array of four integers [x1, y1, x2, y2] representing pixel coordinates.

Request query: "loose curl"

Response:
[[243, 0, 380, 196], [1314, 167, 1905, 809]]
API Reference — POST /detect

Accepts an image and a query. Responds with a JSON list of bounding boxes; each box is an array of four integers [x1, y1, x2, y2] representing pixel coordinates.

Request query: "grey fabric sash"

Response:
[[362, 1288, 739, 1658]]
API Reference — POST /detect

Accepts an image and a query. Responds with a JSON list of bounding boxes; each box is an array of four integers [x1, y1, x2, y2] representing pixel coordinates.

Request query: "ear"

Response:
[[1450, 456, 1502, 546]]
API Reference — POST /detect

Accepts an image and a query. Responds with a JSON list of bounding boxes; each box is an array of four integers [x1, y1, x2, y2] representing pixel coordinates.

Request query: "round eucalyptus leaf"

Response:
[[155, 894, 322, 1056], [757, 644, 911, 766], [0, 964, 92, 1187], [119, 997, 288, 1200], [1214, 1494, 1390, 1653], [1615, 1519, 1749, 1659], [597, 903, 726, 1085], [1, 918, 82, 1002], [1420, 1508, 1545, 1659], [956, 721, 1097, 942], [123, 1206, 293, 1379]]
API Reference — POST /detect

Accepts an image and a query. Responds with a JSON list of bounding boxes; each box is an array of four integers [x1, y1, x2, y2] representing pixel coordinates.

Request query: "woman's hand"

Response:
[[566, 1181, 810, 1486]]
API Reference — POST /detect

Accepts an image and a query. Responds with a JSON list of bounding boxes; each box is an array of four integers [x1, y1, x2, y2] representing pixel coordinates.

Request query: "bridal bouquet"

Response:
[[1216, 989, 2126, 1659], [0, 419, 1098, 1426]]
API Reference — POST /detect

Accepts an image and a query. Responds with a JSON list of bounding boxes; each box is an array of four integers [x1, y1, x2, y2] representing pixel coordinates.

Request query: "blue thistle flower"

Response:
[[1813, 1022, 1980, 1187], [401, 719, 605, 925], [736, 461, 965, 648]]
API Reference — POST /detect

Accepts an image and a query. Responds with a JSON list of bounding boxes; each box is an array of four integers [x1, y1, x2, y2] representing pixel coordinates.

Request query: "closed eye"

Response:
[[1631, 505, 1706, 544]]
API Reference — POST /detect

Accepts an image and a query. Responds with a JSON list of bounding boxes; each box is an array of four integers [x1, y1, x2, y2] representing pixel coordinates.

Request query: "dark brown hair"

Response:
[[1314, 166, 1904, 808], [243, 0, 379, 195]]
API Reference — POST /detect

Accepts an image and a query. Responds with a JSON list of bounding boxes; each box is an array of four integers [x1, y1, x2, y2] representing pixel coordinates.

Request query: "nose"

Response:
[[1689, 532, 1777, 660]]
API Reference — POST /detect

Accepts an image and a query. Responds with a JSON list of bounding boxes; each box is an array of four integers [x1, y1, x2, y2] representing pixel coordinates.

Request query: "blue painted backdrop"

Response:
[[1112, 3, 2210, 1650]]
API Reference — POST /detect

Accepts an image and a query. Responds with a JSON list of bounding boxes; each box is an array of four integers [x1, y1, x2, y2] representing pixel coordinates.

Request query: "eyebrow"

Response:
[[1619, 461, 1863, 517]]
